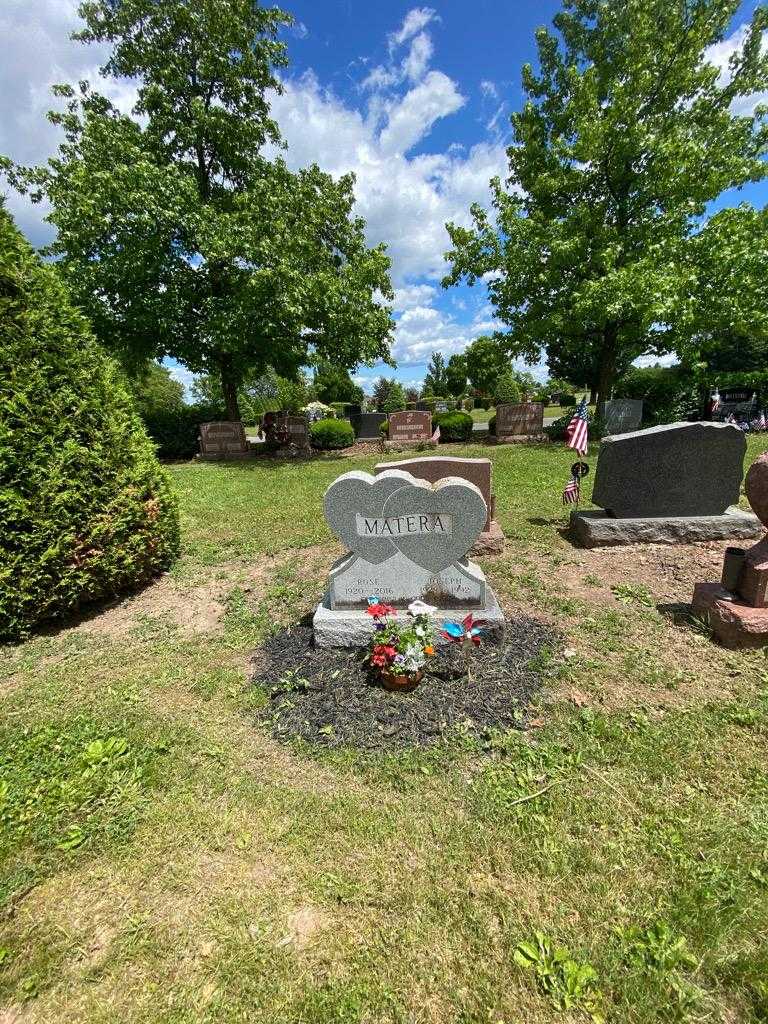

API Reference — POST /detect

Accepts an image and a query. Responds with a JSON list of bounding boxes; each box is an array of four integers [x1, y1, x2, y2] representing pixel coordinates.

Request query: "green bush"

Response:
[[473, 397, 492, 410], [559, 394, 577, 407], [0, 205, 180, 642], [495, 371, 522, 405], [614, 366, 699, 424], [380, 419, 389, 436], [433, 411, 473, 442], [141, 401, 224, 459], [310, 418, 355, 450]]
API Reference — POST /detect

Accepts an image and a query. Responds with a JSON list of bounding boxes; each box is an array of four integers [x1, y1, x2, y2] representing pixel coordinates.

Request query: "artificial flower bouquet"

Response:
[[365, 598, 437, 690]]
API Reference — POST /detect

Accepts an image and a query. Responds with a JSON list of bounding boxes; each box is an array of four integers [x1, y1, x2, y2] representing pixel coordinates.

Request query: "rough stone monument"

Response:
[[599, 399, 643, 435], [570, 422, 763, 546], [313, 469, 505, 646], [374, 455, 504, 555], [692, 452, 768, 648], [384, 410, 436, 451], [198, 421, 253, 460], [493, 402, 545, 443]]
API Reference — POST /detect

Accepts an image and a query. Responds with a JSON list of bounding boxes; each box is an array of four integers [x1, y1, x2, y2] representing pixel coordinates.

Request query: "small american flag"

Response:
[[760, 411, 767, 431], [709, 390, 721, 415], [562, 476, 580, 505], [431, 425, 441, 442], [565, 396, 589, 455]]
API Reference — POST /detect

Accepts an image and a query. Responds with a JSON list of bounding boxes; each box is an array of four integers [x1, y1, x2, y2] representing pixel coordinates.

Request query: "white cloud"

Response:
[[704, 23, 768, 116], [379, 71, 464, 154], [480, 80, 498, 100], [402, 32, 433, 83], [393, 283, 438, 311], [389, 8, 438, 51]]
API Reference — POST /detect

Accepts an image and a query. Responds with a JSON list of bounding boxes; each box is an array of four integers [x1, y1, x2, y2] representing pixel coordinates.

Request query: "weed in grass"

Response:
[[612, 583, 656, 607], [584, 573, 603, 587], [514, 931, 604, 1021]]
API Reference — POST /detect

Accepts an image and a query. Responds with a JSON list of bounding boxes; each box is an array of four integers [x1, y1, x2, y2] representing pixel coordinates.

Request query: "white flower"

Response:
[[408, 599, 438, 617]]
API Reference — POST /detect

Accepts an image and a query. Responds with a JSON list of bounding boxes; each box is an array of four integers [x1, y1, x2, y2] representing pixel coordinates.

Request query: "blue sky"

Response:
[[1, 1, 766, 395]]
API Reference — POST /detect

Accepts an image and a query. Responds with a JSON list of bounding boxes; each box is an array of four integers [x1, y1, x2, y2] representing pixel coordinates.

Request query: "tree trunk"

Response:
[[219, 354, 241, 422], [595, 324, 618, 411]]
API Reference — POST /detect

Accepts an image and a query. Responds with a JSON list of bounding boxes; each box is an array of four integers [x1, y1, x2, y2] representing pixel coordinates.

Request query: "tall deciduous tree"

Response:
[[446, 354, 467, 397], [464, 336, 509, 396], [8, 0, 393, 420], [423, 351, 449, 397], [444, 0, 768, 408]]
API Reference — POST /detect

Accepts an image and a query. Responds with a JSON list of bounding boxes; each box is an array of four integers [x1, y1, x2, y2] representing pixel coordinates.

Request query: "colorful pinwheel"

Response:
[[440, 614, 487, 681]]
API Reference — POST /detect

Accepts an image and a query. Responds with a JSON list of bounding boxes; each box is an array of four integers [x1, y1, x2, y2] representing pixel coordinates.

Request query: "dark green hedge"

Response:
[[141, 402, 224, 459], [0, 206, 180, 642], [310, 418, 354, 449], [433, 411, 473, 442], [614, 366, 698, 424]]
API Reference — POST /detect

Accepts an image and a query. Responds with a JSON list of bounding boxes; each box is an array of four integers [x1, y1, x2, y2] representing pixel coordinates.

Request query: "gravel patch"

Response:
[[251, 620, 558, 750]]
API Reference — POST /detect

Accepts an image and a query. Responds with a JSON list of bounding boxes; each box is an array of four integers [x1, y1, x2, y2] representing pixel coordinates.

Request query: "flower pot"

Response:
[[380, 668, 423, 692]]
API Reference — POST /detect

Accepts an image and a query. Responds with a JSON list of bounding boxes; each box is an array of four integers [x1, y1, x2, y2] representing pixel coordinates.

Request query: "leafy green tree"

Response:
[[405, 386, 420, 404], [423, 351, 448, 397], [8, 0, 393, 421], [127, 362, 185, 419], [446, 354, 467, 397], [382, 381, 407, 414], [444, 0, 768, 408], [464, 336, 509, 396], [313, 362, 364, 405], [373, 376, 396, 412], [677, 205, 768, 372], [494, 371, 522, 405], [0, 203, 179, 640]]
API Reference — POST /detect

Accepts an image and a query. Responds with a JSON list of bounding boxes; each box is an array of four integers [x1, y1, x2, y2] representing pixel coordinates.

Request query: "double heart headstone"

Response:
[[323, 469, 488, 608]]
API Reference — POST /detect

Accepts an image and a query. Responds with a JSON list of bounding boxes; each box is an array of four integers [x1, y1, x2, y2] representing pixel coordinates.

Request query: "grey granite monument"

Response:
[[313, 469, 505, 646], [598, 399, 643, 435], [571, 421, 763, 546]]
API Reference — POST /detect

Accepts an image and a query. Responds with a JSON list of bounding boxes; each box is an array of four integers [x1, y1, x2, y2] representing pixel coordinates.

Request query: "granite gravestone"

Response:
[[313, 469, 504, 646], [351, 412, 387, 440], [570, 422, 763, 546], [199, 421, 251, 459], [599, 399, 643, 435], [388, 410, 432, 442], [495, 402, 544, 440], [373, 455, 505, 554], [280, 415, 310, 448]]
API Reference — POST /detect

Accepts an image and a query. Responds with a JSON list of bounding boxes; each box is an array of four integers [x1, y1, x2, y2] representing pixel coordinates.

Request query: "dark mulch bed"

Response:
[[250, 620, 558, 750]]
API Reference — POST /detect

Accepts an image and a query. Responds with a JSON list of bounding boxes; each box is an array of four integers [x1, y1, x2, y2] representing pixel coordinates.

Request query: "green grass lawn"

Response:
[[3, 437, 768, 1023]]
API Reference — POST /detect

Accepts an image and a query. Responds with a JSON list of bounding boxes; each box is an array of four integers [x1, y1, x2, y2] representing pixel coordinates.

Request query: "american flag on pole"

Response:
[[565, 396, 589, 455], [562, 476, 580, 505], [709, 390, 721, 416], [760, 411, 767, 432], [431, 425, 441, 442]]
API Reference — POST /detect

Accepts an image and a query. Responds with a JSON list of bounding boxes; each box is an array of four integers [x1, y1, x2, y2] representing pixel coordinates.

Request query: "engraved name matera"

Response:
[[355, 513, 452, 538]]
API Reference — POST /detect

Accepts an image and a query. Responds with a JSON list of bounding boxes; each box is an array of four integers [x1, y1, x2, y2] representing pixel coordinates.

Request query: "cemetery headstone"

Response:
[[351, 412, 387, 440], [599, 399, 643, 434], [313, 469, 505, 646], [494, 402, 545, 442], [570, 421, 763, 546], [416, 401, 431, 411], [280, 414, 310, 448], [386, 410, 434, 448], [199, 421, 252, 460], [374, 455, 504, 554]]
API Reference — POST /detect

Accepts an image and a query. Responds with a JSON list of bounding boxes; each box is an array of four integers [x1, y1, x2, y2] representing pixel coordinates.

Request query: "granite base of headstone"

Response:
[[692, 452, 768, 648], [491, 402, 546, 443], [198, 421, 256, 461], [312, 468, 505, 648], [571, 422, 762, 547], [374, 455, 505, 556], [598, 399, 643, 434]]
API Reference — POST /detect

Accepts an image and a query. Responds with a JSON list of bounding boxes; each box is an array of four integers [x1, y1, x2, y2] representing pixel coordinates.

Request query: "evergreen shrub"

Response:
[[310, 418, 354, 449], [0, 206, 180, 641], [433, 411, 473, 442]]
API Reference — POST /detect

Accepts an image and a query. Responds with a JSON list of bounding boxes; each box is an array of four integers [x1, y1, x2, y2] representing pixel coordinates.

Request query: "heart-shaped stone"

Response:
[[323, 470, 418, 564], [381, 476, 487, 574]]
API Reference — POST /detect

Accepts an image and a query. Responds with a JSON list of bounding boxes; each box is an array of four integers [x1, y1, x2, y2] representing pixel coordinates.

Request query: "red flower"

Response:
[[370, 643, 397, 667], [366, 602, 397, 619]]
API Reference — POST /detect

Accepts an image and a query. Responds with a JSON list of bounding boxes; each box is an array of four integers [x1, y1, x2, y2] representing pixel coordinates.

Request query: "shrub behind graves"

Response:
[[0, 205, 180, 642], [495, 371, 522, 405], [433, 411, 473, 442], [559, 394, 577, 407], [141, 401, 225, 459], [310, 418, 355, 449], [614, 366, 699, 424]]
